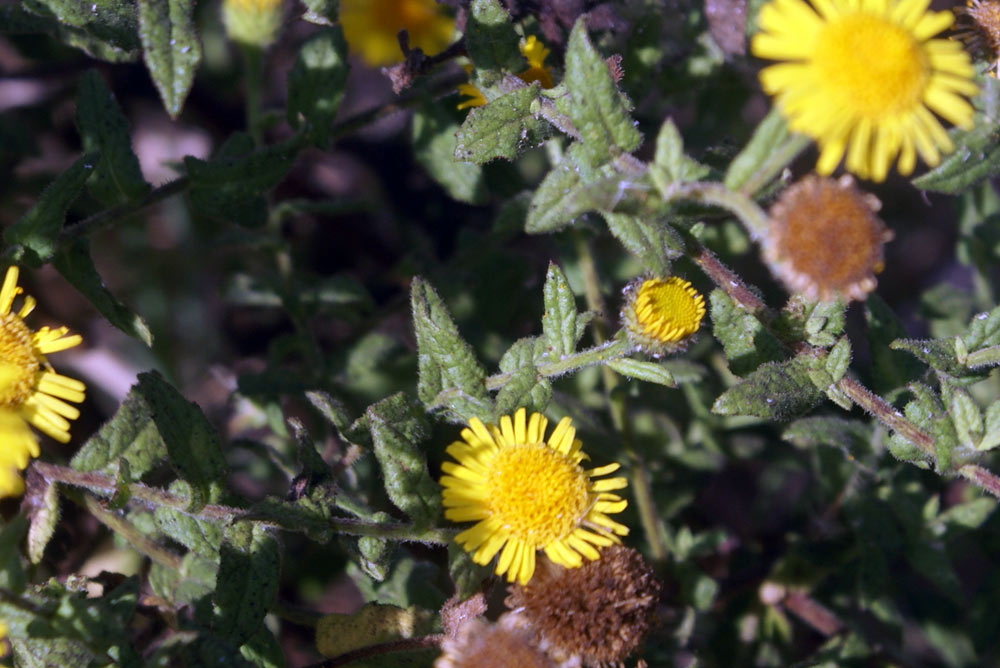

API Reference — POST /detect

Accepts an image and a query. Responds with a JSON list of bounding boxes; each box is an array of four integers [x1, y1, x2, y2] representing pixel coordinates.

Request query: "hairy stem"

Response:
[[58, 176, 191, 243], [31, 462, 457, 544]]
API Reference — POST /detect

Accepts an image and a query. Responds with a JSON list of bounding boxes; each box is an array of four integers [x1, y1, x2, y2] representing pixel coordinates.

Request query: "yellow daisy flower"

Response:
[[0, 266, 85, 497], [440, 408, 629, 585], [458, 35, 555, 110], [340, 0, 455, 67], [621, 276, 706, 356], [751, 0, 978, 181]]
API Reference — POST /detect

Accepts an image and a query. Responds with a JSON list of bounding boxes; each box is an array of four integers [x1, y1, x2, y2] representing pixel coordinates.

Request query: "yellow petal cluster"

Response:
[[440, 408, 629, 585], [341, 0, 455, 67], [0, 266, 85, 497]]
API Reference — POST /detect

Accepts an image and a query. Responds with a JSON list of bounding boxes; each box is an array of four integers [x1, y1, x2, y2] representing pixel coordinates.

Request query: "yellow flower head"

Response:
[[763, 174, 893, 301], [440, 408, 629, 585], [0, 266, 85, 497], [751, 0, 978, 181], [458, 35, 554, 110], [0, 619, 8, 668], [340, 0, 455, 67], [222, 0, 284, 47], [621, 276, 706, 356]]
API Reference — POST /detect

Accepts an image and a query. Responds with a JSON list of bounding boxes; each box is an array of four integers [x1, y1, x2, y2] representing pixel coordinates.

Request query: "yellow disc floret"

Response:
[[752, 0, 978, 181], [622, 276, 705, 356], [440, 408, 629, 585]]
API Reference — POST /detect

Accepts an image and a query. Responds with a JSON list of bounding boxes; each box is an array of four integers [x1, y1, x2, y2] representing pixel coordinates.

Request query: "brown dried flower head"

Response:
[[763, 174, 893, 302], [435, 617, 555, 668], [505, 546, 662, 668], [957, 0, 1000, 75]]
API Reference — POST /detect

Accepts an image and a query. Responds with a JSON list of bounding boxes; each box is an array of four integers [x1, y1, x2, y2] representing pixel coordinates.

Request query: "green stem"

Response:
[[574, 233, 667, 564], [57, 176, 191, 243], [477, 337, 631, 395], [242, 44, 264, 145], [965, 344, 1000, 369], [31, 461, 457, 544], [735, 133, 810, 197], [656, 179, 771, 240]]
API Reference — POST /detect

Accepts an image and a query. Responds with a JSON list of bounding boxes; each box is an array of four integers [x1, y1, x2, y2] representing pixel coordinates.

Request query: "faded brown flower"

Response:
[[763, 174, 893, 302], [505, 546, 661, 667]]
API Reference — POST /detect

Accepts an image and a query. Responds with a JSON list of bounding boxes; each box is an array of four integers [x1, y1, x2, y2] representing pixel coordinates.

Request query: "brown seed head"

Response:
[[505, 546, 662, 667], [434, 617, 555, 668], [957, 0, 1000, 75], [763, 174, 892, 302]]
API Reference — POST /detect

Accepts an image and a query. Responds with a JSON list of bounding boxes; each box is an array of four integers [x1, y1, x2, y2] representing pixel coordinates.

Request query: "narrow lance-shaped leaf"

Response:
[[607, 358, 677, 387], [4, 153, 97, 264], [27, 476, 60, 565], [75, 69, 149, 205], [542, 262, 578, 358], [367, 393, 441, 527], [912, 119, 1000, 194], [137, 0, 201, 118], [560, 18, 641, 164], [54, 239, 153, 346]]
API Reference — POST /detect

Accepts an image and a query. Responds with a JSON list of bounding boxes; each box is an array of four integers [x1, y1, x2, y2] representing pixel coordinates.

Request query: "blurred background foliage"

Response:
[[2, 0, 1000, 666]]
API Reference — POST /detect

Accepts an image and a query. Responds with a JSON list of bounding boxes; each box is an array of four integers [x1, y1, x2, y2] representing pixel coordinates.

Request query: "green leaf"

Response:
[[53, 239, 153, 346], [299, 0, 337, 25], [411, 277, 493, 422], [561, 18, 641, 164], [653, 117, 711, 183], [4, 153, 96, 264], [75, 69, 149, 205], [978, 400, 1000, 451], [912, 117, 1000, 193], [454, 83, 549, 164], [542, 262, 578, 358], [709, 289, 784, 376], [154, 501, 225, 558], [607, 357, 678, 387], [825, 336, 851, 383], [287, 28, 350, 146], [948, 384, 982, 449], [0, 515, 28, 592], [603, 213, 683, 274], [367, 393, 441, 527], [316, 603, 432, 657], [712, 356, 824, 419], [782, 417, 873, 461], [890, 337, 963, 376], [71, 380, 168, 477], [27, 478, 60, 565], [137, 371, 227, 510], [413, 98, 486, 204], [17, 0, 140, 60], [305, 390, 352, 433], [184, 135, 301, 227], [137, 0, 201, 118], [449, 543, 488, 599], [466, 0, 521, 74], [213, 523, 281, 647], [240, 626, 286, 668], [494, 365, 550, 416], [724, 108, 805, 194]]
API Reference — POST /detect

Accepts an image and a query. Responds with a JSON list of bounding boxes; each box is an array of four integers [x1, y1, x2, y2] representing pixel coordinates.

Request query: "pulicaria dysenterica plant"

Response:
[[3, 0, 1000, 665]]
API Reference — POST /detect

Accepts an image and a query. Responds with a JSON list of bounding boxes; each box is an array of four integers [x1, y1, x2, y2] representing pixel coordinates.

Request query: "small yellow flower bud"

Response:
[[222, 0, 284, 48]]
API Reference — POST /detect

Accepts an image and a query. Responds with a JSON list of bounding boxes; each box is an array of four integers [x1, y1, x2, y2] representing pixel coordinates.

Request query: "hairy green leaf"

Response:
[[542, 262, 578, 358], [213, 523, 281, 646], [712, 356, 824, 419], [54, 239, 153, 346], [561, 18, 641, 164], [603, 213, 683, 274], [4, 153, 96, 264], [454, 83, 548, 164], [367, 393, 441, 527], [607, 358, 677, 387], [75, 69, 149, 205], [466, 0, 521, 74], [299, 0, 338, 25], [710, 289, 784, 376], [653, 117, 711, 183], [912, 118, 1000, 194], [137, 0, 201, 118], [27, 478, 60, 565], [413, 98, 486, 204]]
